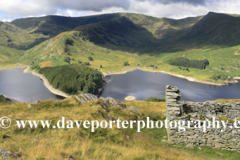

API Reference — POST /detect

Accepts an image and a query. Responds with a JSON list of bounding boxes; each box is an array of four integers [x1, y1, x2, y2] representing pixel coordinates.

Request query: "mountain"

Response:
[[11, 14, 118, 36], [180, 12, 240, 46], [20, 13, 204, 68], [74, 16, 157, 48], [9, 13, 204, 50], [1, 11, 240, 82]]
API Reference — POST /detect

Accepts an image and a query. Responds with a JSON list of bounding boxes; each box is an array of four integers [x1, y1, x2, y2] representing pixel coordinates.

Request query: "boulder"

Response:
[[74, 94, 98, 104], [186, 143, 194, 148], [101, 97, 126, 108], [28, 101, 39, 108], [128, 106, 142, 116], [0, 148, 26, 159]]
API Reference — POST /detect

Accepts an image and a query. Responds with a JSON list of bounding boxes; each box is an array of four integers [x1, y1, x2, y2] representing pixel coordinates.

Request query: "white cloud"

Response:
[[0, 0, 130, 16], [2, 19, 11, 22], [0, 0, 240, 22], [129, 0, 209, 19]]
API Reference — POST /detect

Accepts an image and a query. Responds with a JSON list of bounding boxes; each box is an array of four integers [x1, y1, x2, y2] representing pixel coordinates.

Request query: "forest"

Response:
[[39, 64, 103, 94], [168, 57, 209, 69]]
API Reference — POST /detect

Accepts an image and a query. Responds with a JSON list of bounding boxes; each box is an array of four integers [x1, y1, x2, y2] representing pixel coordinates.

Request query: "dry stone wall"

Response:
[[165, 85, 240, 151]]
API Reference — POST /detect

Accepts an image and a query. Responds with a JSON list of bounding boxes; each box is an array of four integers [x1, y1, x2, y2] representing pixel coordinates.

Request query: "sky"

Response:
[[0, 0, 240, 22]]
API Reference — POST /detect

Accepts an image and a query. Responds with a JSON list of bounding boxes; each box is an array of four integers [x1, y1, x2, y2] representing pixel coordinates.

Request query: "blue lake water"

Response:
[[101, 69, 240, 102], [0, 69, 57, 102], [1, 69, 240, 102]]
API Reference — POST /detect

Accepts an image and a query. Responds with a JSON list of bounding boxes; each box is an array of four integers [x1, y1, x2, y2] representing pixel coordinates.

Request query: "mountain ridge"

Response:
[[1, 11, 240, 84]]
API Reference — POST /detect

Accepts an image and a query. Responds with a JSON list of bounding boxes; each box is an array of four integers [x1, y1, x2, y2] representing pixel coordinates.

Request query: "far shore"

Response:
[[103, 67, 239, 86], [3, 64, 238, 87], [0, 65, 16, 70], [1, 64, 239, 99]]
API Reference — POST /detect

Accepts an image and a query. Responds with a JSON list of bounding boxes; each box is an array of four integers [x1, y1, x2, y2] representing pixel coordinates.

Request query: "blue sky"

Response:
[[0, 0, 240, 22]]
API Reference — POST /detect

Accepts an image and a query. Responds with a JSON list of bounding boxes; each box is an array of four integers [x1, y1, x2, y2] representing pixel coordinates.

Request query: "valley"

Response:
[[0, 12, 240, 85], [1, 11, 240, 160]]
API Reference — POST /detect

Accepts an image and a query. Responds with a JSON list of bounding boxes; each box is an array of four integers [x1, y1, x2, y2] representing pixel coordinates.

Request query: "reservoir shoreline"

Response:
[[22, 65, 69, 98], [102, 67, 239, 86], [2, 64, 238, 102]]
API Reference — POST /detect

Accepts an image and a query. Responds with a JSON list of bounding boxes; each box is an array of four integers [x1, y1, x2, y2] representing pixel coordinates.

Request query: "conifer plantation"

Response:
[[40, 64, 103, 94]]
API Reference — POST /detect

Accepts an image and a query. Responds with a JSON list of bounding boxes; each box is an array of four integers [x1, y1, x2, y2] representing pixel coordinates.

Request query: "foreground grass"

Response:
[[0, 99, 239, 159]]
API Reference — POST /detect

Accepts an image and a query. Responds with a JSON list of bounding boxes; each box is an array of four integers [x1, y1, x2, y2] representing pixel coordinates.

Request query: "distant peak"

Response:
[[204, 11, 230, 19], [205, 11, 219, 16], [207, 11, 216, 14]]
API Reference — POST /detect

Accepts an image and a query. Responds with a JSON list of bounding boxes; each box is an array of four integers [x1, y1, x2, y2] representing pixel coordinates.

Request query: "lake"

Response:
[[1, 69, 240, 103], [101, 69, 240, 102], [0, 69, 57, 102]]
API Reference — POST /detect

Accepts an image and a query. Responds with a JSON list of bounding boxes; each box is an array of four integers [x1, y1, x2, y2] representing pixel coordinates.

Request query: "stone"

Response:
[[128, 106, 142, 116], [125, 135, 130, 140], [27, 104, 33, 108], [101, 97, 126, 108], [100, 101, 109, 112], [74, 94, 98, 104], [27, 101, 39, 108], [186, 144, 194, 148], [68, 155, 75, 160], [0, 148, 25, 159], [165, 85, 240, 152], [32, 101, 39, 105], [169, 130, 176, 136], [167, 140, 174, 145]]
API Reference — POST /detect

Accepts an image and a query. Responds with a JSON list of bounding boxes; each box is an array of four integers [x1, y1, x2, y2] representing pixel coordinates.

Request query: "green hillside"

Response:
[[20, 30, 140, 72], [0, 12, 240, 83], [11, 14, 118, 37], [180, 12, 240, 46], [0, 21, 50, 65], [74, 16, 158, 50]]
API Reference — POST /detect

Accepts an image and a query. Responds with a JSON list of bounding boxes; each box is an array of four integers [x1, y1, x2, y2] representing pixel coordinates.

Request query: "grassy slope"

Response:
[[11, 14, 118, 37], [119, 13, 202, 39], [21, 31, 140, 72], [0, 12, 238, 83], [0, 21, 49, 66], [140, 45, 240, 82], [1, 99, 240, 159]]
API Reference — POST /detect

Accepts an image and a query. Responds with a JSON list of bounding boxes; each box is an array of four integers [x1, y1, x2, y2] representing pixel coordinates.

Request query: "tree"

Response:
[[84, 62, 90, 65], [100, 65, 102, 68], [169, 57, 209, 70], [64, 57, 71, 63], [149, 64, 154, 68], [39, 64, 103, 95], [123, 61, 130, 66], [65, 38, 73, 46], [88, 56, 94, 61]]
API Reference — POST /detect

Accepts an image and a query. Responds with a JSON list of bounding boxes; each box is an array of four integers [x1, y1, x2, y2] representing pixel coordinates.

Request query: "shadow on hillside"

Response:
[[11, 12, 240, 54], [74, 15, 240, 55]]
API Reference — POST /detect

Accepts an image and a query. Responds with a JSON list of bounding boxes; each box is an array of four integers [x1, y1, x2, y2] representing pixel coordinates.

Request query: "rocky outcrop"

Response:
[[166, 85, 240, 151], [27, 101, 39, 108], [0, 148, 26, 159], [74, 94, 126, 108], [74, 94, 98, 104], [128, 106, 142, 116], [101, 97, 126, 108]]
